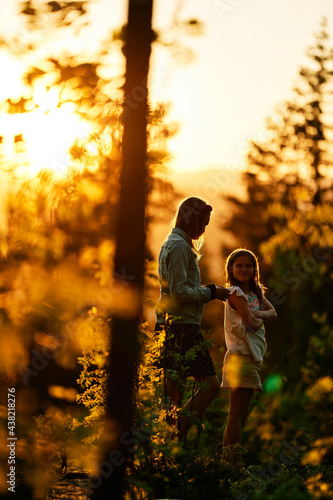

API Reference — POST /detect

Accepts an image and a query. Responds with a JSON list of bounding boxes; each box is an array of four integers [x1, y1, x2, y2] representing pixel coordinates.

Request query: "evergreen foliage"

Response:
[[222, 18, 333, 259]]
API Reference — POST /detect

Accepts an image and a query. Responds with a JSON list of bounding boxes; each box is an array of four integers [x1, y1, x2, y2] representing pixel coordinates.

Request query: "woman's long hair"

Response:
[[225, 248, 265, 301], [172, 197, 212, 258]]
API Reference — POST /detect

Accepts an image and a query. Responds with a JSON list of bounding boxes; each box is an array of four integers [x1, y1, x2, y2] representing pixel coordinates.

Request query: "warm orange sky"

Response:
[[150, 0, 333, 172], [1, 0, 333, 174]]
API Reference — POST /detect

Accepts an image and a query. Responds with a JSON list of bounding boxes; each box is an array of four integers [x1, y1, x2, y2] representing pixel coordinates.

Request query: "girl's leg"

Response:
[[223, 388, 254, 448], [177, 375, 220, 441]]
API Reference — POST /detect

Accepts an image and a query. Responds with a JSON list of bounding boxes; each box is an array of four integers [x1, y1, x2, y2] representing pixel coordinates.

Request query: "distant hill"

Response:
[[169, 167, 245, 205]]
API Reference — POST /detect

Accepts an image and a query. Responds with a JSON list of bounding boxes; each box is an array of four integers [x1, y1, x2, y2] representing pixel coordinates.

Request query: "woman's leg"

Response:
[[177, 375, 220, 441], [223, 388, 254, 448], [164, 376, 185, 429], [165, 378, 182, 407]]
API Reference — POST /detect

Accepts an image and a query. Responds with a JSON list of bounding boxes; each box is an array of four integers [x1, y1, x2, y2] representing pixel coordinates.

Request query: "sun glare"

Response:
[[24, 106, 90, 177], [3, 84, 91, 179]]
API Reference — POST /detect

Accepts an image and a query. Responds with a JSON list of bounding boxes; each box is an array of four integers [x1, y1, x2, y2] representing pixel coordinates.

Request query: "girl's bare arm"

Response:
[[229, 292, 264, 331], [253, 296, 277, 322]]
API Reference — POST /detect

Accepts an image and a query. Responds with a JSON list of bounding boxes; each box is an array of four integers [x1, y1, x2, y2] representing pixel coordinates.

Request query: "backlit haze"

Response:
[[1, 0, 333, 176]]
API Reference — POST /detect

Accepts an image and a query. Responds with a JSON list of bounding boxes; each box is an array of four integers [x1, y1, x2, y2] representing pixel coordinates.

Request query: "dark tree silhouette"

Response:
[[92, 1, 154, 498]]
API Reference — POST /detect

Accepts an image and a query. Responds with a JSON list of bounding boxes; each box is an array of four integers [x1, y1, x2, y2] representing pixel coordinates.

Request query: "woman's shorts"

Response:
[[221, 350, 263, 391], [155, 323, 216, 378]]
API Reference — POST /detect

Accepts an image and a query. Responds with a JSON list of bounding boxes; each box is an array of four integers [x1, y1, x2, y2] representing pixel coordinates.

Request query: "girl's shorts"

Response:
[[155, 323, 216, 378], [221, 350, 263, 391]]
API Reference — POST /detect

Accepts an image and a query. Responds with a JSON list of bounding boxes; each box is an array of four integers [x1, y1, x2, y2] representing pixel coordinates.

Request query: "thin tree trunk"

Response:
[[91, 1, 153, 498]]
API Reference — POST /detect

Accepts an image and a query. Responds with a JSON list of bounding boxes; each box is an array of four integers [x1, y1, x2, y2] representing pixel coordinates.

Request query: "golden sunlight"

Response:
[[24, 107, 89, 176], [0, 84, 91, 179]]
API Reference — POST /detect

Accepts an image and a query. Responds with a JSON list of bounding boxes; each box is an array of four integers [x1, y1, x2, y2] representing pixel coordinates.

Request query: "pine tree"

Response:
[[222, 18, 333, 261], [249, 18, 333, 205]]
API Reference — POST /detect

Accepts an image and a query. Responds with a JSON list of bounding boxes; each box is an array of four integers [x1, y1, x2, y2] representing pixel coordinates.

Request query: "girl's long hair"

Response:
[[172, 197, 212, 258], [225, 248, 265, 301]]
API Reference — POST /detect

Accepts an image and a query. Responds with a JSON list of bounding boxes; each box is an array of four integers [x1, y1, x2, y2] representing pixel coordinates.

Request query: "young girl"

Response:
[[221, 248, 277, 461]]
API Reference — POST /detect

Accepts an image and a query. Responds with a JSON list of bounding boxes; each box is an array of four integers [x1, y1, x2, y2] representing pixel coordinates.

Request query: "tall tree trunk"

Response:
[[92, 1, 153, 498]]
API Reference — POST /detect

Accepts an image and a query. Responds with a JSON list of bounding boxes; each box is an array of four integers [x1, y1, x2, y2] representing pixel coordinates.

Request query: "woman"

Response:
[[155, 197, 229, 440]]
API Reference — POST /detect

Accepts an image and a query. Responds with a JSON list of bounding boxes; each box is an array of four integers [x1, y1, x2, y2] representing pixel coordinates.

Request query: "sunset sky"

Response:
[[0, 0, 333, 174]]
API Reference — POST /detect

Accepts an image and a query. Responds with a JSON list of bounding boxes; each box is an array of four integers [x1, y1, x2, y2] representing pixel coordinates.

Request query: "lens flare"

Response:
[[264, 373, 284, 393]]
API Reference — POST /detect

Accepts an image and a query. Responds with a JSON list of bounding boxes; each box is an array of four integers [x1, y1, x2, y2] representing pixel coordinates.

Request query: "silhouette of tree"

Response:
[[93, 0, 154, 498]]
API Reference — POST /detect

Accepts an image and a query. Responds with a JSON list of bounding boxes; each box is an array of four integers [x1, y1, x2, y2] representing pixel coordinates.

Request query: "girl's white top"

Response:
[[224, 286, 267, 362]]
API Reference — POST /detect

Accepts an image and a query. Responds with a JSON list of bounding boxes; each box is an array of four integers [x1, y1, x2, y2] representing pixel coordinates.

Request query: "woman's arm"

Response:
[[167, 242, 211, 303], [252, 296, 278, 322], [229, 292, 263, 331]]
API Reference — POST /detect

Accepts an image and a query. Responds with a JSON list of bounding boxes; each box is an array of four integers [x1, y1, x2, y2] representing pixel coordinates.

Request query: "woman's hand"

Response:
[[215, 286, 231, 301]]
